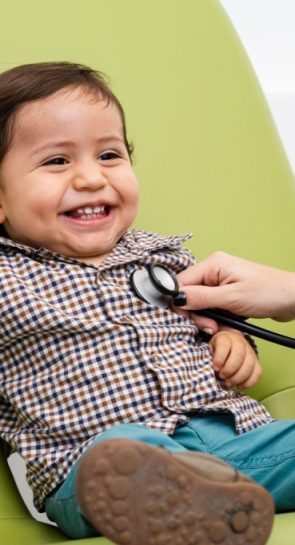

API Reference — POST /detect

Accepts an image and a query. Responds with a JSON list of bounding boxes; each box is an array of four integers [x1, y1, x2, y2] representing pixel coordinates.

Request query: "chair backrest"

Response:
[[0, 0, 294, 528]]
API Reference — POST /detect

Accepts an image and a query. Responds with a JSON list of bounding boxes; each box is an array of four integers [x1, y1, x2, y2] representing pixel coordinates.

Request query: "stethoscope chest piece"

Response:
[[131, 264, 178, 309]]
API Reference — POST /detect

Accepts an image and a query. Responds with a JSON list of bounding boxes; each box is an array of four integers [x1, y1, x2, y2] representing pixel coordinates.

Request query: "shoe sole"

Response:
[[76, 439, 274, 545]]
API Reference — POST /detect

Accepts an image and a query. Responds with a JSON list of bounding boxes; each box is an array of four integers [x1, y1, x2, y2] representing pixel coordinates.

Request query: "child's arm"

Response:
[[209, 330, 262, 389]]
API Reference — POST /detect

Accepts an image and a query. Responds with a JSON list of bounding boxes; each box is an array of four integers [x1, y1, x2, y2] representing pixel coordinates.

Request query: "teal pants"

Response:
[[45, 414, 295, 538]]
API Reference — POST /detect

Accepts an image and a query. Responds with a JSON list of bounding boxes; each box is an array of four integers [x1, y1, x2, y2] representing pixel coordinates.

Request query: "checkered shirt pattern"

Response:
[[0, 229, 272, 511]]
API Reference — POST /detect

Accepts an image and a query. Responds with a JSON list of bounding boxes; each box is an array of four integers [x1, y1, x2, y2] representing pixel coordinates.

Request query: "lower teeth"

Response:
[[78, 213, 102, 219]]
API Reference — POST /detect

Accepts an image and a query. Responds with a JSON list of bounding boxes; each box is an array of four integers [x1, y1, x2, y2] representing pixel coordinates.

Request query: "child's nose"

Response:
[[71, 164, 108, 191]]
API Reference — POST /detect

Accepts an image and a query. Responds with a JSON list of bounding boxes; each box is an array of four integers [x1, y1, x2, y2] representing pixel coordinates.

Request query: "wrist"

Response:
[[272, 271, 295, 321]]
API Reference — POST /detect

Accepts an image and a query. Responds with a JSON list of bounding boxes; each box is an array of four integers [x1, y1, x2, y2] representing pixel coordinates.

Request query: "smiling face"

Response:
[[0, 86, 139, 264]]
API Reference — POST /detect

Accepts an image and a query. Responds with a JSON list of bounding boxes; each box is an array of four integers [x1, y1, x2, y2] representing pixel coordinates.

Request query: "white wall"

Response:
[[220, 0, 295, 173]]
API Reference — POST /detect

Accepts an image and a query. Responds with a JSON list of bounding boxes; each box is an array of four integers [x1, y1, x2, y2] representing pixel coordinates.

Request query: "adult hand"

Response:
[[175, 252, 295, 323]]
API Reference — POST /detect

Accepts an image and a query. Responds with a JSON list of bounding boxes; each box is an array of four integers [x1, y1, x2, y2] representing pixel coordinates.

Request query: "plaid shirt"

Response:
[[0, 229, 272, 511]]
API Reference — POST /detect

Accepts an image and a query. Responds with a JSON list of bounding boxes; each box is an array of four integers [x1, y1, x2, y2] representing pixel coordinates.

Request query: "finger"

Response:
[[237, 363, 263, 389], [173, 307, 191, 319], [177, 252, 230, 287], [176, 260, 212, 285], [218, 341, 245, 380], [191, 314, 219, 335], [178, 284, 235, 312], [210, 334, 232, 371], [224, 352, 256, 387]]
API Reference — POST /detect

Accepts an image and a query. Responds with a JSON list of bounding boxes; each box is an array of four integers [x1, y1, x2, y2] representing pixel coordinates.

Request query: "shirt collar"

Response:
[[0, 229, 193, 269], [97, 230, 192, 271]]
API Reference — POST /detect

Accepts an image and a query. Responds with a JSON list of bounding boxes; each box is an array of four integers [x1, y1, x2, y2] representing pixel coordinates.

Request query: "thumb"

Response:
[[179, 284, 231, 311]]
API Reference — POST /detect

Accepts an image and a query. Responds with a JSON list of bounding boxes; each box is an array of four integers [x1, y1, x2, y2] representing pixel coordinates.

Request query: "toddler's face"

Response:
[[0, 87, 139, 264]]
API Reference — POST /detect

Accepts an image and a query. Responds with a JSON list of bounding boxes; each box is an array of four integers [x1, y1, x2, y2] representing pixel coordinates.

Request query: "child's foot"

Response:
[[76, 438, 274, 545]]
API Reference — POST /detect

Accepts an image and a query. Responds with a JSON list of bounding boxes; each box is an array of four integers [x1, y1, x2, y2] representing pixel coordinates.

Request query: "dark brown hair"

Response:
[[0, 61, 133, 163]]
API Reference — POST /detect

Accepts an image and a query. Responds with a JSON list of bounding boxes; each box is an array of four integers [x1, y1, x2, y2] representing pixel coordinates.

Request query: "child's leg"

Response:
[[46, 422, 273, 545], [176, 413, 295, 511], [45, 423, 188, 538]]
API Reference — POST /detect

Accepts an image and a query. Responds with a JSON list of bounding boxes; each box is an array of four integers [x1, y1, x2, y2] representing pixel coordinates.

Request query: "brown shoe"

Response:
[[172, 450, 251, 484], [76, 438, 274, 545]]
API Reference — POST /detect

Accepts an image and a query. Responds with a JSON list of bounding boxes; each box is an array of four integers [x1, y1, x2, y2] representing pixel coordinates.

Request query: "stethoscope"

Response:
[[131, 263, 295, 349]]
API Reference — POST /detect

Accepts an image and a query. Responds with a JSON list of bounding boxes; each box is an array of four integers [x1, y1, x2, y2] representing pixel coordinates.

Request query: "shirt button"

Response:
[[151, 353, 167, 367]]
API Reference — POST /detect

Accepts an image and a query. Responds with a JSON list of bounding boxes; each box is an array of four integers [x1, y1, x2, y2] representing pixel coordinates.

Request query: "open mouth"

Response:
[[63, 204, 111, 220]]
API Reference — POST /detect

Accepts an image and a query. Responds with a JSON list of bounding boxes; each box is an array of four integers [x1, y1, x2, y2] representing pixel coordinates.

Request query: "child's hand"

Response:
[[209, 330, 262, 389]]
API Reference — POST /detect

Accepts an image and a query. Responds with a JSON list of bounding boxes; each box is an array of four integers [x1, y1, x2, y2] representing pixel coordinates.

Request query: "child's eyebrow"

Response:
[[94, 135, 125, 145], [30, 135, 125, 156]]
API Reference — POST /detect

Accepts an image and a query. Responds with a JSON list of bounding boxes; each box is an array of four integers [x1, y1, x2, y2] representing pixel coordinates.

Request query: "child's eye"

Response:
[[99, 151, 120, 161], [42, 157, 68, 166]]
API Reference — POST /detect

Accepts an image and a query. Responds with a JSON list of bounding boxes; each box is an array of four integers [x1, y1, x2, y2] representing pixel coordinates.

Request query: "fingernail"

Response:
[[204, 328, 213, 336], [173, 292, 187, 306]]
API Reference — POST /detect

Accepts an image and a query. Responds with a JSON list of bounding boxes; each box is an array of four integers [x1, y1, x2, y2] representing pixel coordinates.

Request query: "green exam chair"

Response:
[[0, 1, 294, 543]]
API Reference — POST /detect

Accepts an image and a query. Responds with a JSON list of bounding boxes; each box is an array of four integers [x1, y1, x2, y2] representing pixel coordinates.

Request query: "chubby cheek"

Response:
[[127, 177, 140, 208], [127, 191, 140, 223], [129, 184, 140, 206], [6, 203, 59, 245], [28, 186, 62, 218]]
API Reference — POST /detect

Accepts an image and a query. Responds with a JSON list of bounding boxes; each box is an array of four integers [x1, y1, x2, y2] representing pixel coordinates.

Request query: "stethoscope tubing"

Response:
[[196, 309, 295, 349]]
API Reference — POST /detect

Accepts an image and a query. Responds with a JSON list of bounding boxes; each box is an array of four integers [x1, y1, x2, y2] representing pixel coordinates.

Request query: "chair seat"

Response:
[[0, 513, 294, 544], [268, 513, 295, 545]]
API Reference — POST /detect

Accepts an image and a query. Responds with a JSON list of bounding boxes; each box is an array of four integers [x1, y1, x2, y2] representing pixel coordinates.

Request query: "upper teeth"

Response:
[[77, 206, 105, 214]]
